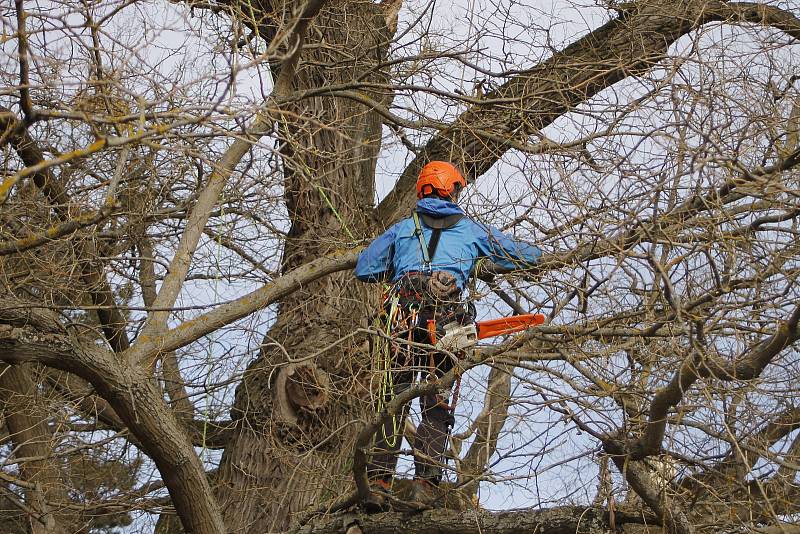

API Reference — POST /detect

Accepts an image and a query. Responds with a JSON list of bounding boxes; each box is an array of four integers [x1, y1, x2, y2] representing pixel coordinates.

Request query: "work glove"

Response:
[[428, 271, 459, 300]]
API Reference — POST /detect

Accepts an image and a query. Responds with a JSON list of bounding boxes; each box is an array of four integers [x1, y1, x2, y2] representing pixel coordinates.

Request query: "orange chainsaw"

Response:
[[434, 313, 545, 352]]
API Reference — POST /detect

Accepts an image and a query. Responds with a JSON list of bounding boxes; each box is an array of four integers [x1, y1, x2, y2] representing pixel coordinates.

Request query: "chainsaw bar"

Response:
[[476, 313, 545, 340]]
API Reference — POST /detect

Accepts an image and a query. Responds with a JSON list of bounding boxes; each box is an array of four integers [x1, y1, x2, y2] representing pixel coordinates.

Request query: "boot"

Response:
[[410, 478, 441, 507], [363, 479, 392, 513]]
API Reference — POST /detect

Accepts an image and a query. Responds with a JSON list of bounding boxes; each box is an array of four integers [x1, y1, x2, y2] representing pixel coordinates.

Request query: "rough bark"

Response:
[[214, 2, 393, 531], [0, 317, 225, 534], [295, 506, 654, 534], [0, 364, 67, 534]]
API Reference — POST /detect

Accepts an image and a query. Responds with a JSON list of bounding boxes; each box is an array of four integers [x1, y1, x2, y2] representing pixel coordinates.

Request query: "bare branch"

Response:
[[0, 206, 116, 256], [0, 319, 225, 534], [127, 0, 330, 366], [377, 1, 800, 223], [132, 247, 358, 358]]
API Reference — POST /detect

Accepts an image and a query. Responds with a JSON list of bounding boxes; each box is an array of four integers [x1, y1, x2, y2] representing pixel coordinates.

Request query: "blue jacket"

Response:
[[355, 198, 542, 289]]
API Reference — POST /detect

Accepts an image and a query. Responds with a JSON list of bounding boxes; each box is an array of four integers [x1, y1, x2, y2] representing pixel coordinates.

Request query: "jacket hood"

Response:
[[416, 197, 464, 218]]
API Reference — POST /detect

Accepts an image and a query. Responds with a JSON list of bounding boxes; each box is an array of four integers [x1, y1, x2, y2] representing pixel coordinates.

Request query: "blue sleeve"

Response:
[[355, 225, 398, 282], [475, 223, 542, 271]]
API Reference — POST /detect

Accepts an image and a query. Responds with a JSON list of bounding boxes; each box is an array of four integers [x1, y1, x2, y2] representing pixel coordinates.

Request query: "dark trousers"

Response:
[[367, 317, 455, 484]]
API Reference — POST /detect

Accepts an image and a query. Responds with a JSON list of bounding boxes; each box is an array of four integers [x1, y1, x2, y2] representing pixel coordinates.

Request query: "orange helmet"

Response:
[[416, 161, 467, 200]]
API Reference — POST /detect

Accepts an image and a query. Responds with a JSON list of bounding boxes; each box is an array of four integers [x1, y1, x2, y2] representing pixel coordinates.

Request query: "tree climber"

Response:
[[355, 161, 542, 509]]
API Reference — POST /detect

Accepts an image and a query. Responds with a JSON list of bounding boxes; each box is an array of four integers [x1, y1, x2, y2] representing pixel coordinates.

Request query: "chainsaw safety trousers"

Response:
[[367, 380, 454, 484], [367, 312, 455, 485], [355, 198, 541, 289]]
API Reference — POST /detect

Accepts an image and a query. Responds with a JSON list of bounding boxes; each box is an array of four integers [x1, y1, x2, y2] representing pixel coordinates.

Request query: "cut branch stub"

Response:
[[274, 363, 331, 424]]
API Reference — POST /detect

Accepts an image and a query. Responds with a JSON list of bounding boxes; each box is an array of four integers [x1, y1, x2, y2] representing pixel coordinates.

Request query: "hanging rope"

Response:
[[374, 291, 403, 446]]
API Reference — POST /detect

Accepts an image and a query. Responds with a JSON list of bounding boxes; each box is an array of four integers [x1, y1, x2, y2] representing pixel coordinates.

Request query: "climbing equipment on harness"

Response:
[[372, 271, 471, 451], [373, 290, 408, 448]]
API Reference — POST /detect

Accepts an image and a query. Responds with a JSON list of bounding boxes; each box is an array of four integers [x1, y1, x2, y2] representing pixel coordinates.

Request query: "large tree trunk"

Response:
[[0, 364, 68, 534], [215, 2, 393, 531]]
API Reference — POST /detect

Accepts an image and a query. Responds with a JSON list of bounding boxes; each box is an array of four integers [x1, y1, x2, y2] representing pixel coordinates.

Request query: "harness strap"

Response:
[[412, 210, 444, 273], [413, 210, 458, 272], [427, 227, 442, 262], [412, 211, 431, 270]]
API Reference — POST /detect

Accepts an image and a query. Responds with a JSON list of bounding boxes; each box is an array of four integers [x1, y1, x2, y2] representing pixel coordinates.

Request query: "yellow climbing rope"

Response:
[[374, 292, 403, 446]]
